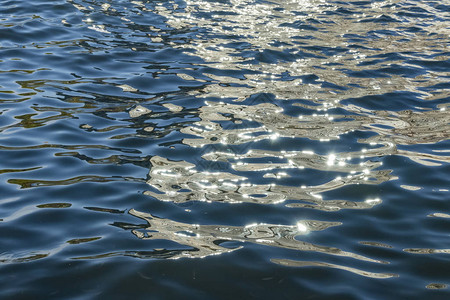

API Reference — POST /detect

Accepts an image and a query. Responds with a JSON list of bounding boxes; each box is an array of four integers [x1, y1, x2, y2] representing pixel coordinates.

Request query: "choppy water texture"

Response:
[[1, 0, 449, 299]]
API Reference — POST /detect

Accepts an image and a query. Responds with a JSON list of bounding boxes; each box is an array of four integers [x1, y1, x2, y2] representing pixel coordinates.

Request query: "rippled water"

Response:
[[1, 0, 449, 298]]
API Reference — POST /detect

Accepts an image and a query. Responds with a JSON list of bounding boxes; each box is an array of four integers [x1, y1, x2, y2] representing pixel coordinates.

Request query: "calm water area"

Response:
[[0, 0, 449, 299]]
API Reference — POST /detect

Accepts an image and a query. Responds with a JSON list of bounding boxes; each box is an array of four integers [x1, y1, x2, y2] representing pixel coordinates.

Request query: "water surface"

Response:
[[0, 0, 449, 299]]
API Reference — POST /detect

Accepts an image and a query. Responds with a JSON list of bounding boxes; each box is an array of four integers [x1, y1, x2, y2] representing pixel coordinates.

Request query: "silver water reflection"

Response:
[[145, 99, 448, 209], [131, 0, 449, 276], [129, 209, 351, 260], [145, 155, 385, 210], [63, 0, 449, 279], [128, 209, 399, 280], [271, 259, 397, 279], [158, 0, 448, 104]]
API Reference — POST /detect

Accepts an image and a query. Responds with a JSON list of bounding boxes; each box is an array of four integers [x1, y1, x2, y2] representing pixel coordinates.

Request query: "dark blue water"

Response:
[[1, 0, 449, 299]]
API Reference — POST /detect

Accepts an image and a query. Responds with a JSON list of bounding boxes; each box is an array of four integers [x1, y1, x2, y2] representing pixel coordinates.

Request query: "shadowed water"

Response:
[[0, 0, 449, 299]]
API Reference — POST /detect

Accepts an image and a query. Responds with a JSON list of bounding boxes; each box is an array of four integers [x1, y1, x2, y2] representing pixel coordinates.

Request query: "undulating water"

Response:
[[1, 0, 449, 299]]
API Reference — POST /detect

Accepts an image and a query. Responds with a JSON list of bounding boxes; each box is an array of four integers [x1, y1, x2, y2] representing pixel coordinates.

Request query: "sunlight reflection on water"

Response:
[[0, 0, 449, 298]]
